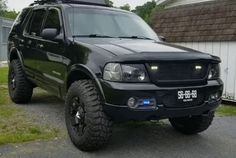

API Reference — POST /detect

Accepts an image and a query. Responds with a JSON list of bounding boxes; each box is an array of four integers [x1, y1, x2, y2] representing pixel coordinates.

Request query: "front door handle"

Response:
[[37, 44, 44, 49], [27, 40, 32, 45]]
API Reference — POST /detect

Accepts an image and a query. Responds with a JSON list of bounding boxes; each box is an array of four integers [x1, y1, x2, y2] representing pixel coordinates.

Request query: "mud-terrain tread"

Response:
[[8, 59, 33, 104], [65, 80, 112, 151]]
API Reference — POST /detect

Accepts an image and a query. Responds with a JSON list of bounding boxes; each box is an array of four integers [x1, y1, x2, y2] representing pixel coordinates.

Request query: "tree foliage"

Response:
[[119, 4, 131, 11], [133, 0, 161, 24], [1, 10, 18, 19], [0, 0, 7, 12], [105, 0, 113, 7], [105, 0, 164, 25], [0, 0, 18, 19]]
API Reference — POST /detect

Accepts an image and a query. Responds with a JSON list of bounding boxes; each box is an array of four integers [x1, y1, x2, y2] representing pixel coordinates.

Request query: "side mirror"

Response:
[[159, 36, 166, 42], [41, 28, 58, 40]]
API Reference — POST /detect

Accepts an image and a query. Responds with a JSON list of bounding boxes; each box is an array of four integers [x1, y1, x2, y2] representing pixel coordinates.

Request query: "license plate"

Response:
[[177, 90, 198, 102]]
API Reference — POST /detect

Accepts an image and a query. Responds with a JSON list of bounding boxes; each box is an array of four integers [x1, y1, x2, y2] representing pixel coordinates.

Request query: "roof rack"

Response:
[[29, 0, 109, 7]]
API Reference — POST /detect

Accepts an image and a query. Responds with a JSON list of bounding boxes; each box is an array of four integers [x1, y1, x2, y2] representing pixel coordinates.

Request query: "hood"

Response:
[[76, 38, 220, 63]]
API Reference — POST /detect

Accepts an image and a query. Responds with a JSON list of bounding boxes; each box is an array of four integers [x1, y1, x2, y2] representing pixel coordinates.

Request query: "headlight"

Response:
[[103, 63, 122, 81], [208, 64, 220, 80], [103, 63, 149, 82]]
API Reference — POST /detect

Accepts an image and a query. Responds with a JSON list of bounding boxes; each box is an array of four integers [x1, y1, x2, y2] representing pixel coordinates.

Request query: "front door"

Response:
[[22, 8, 47, 79], [34, 7, 67, 96]]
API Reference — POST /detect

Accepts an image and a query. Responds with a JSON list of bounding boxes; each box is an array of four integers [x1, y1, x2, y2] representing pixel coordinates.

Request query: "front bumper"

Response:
[[100, 79, 223, 122]]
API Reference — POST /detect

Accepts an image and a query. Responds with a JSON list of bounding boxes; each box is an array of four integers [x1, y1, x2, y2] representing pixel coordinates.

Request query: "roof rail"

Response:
[[29, 0, 109, 7]]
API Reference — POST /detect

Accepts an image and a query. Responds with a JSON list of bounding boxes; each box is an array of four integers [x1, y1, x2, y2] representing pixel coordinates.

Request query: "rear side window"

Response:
[[44, 9, 61, 33], [15, 8, 30, 26], [27, 9, 46, 36], [11, 8, 31, 34]]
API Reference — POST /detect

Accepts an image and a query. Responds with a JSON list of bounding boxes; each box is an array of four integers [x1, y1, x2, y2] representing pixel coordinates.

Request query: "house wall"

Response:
[[174, 41, 236, 101], [162, 0, 215, 8], [0, 17, 14, 62]]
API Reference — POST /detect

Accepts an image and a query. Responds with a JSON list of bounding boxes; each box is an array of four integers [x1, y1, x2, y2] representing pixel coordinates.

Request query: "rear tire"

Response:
[[169, 112, 215, 135], [65, 80, 112, 151], [8, 59, 33, 104]]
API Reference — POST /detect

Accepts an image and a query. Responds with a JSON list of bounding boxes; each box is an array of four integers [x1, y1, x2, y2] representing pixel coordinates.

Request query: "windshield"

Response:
[[66, 7, 159, 40]]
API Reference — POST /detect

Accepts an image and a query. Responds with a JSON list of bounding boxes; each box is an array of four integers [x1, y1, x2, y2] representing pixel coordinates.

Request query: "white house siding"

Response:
[[0, 17, 14, 62], [174, 41, 236, 101], [157, 0, 215, 8]]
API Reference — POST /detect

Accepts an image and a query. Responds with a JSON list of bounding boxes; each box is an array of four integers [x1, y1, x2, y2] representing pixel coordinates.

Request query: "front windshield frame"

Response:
[[64, 5, 159, 41]]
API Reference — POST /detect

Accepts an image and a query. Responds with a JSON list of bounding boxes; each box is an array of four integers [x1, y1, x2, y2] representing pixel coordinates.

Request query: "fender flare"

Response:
[[67, 64, 106, 102], [9, 47, 24, 67]]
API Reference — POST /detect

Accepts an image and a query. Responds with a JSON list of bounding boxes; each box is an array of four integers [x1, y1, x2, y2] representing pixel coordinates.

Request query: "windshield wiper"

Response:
[[118, 36, 154, 40], [73, 34, 115, 38]]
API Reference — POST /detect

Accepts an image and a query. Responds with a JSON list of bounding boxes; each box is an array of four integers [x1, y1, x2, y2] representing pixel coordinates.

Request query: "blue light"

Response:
[[143, 100, 151, 105]]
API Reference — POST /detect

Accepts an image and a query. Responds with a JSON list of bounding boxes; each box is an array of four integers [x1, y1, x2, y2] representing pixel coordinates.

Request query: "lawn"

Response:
[[0, 67, 61, 145], [0, 67, 8, 85], [0, 86, 10, 105], [0, 104, 60, 145], [217, 104, 236, 116]]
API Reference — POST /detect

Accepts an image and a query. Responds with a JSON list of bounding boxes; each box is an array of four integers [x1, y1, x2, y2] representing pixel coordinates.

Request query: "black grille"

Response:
[[148, 62, 209, 85]]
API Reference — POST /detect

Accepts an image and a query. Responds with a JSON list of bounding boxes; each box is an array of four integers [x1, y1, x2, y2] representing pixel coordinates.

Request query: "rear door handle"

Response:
[[19, 39, 24, 44]]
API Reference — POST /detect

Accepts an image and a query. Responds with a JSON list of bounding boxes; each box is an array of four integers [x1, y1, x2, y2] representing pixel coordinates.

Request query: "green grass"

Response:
[[0, 67, 61, 145], [0, 86, 10, 105], [0, 105, 60, 145], [0, 101, 61, 145], [0, 67, 8, 85], [217, 104, 236, 116]]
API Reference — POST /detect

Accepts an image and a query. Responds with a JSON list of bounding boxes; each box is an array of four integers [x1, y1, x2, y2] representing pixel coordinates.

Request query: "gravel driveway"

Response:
[[0, 93, 236, 158]]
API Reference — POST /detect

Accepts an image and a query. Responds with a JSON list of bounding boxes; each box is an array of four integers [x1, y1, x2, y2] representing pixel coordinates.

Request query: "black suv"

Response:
[[8, 0, 223, 151]]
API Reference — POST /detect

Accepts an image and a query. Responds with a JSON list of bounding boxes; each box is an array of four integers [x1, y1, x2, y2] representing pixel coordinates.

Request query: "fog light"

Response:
[[143, 100, 151, 105], [127, 97, 138, 109], [210, 94, 216, 100], [209, 92, 220, 101], [127, 97, 156, 109]]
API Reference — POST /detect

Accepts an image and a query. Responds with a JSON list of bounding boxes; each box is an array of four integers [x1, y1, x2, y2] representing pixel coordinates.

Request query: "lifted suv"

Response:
[[8, 0, 223, 151]]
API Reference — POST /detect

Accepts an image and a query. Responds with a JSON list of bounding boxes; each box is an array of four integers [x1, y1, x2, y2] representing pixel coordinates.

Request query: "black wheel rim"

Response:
[[69, 97, 86, 136], [10, 68, 16, 90]]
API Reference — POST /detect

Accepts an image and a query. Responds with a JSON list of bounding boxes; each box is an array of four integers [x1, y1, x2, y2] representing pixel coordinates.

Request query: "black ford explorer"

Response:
[[8, 0, 223, 151]]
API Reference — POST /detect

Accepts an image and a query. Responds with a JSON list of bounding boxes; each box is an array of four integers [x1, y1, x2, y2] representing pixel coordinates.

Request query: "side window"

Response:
[[44, 9, 61, 34], [12, 8, 31, 33], [28, 9, 46, 36]]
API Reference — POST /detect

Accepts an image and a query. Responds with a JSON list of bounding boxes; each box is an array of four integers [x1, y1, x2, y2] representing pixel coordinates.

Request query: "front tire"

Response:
[[8, 59, 33, 104], [65, 80, 112, 151], [169, 112, 215, 135]]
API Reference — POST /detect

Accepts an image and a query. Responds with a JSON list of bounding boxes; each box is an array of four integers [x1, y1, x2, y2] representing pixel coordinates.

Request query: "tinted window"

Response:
[[15, 8, 30, 26], [12, 8, 30, 33], [28, 9, 46, 36], [44, 9, 61, 33]]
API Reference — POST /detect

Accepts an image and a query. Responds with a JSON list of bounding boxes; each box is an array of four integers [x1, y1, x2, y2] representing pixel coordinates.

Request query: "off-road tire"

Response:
[[8, 59, 33, 104], [169, 112, 215, 135], [65, 80, 112, 151]]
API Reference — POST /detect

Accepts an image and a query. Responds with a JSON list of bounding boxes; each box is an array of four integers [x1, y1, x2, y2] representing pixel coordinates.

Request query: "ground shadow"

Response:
[[13, 92, 233, 158]]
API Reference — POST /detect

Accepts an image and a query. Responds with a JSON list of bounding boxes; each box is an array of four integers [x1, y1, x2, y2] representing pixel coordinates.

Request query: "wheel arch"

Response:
[[9, 48, 24, 66], [66, 64, 106, 102]]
